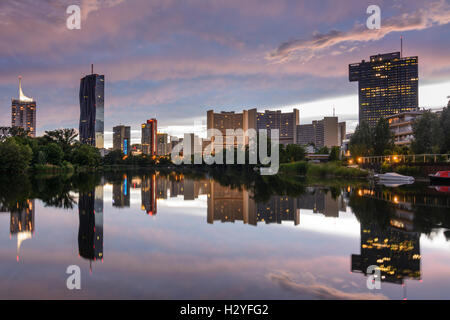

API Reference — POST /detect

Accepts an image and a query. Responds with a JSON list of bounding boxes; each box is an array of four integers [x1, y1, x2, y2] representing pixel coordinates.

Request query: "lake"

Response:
[[0, 170, 449, 300]]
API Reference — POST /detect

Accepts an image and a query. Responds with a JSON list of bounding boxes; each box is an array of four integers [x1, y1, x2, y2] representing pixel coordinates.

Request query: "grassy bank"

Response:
[[280, 161, 368, 179]]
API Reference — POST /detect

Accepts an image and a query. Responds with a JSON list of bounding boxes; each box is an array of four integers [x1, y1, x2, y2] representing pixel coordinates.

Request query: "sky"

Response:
[[1, 0, 449, 147]]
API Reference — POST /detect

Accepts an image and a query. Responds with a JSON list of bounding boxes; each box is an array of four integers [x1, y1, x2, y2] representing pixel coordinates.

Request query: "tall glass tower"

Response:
[[79, 68, 104, 149], [349, 52, 418, 127]]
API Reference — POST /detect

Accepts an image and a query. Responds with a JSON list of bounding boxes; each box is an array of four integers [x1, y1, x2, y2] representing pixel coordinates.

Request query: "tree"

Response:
[[0, 138, 32, 172], [411, 111, 443, 154], [440, 107, 450, 152], [349, 121, 373, 157], [316, 146, 330, 155], [44, 143, 64, 166], [71, 144, 101, 167], [373, 118, 394, 156], [329, 146, 341, 161], [281, 144, 306, 163]]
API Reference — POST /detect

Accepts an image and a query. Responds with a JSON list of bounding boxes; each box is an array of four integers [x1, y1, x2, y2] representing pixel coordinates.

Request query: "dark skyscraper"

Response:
[[11, 77, 36, 137], [349, 52, 418, 127], [79, 68, 105, 149]]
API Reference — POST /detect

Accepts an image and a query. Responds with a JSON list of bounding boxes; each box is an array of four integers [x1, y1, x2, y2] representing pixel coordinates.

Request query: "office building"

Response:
[[157, 133, 170, 156], [257, 109, 299, 145], [142, 119, 157, 156], [11, 77, 36, 137], [113, 125, 131, 156], [207, 108, 299, 147], [387, 110, 424, 146], [297, 117, 346, 149], [79, 68, 105, 148], [349, 52, 418, 127]]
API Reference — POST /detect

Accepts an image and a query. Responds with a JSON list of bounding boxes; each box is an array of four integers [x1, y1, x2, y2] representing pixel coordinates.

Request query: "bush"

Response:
[[0, 138, 32, 172]]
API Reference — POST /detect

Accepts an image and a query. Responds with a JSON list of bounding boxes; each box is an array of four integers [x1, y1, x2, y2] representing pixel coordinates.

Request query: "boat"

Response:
[[374, 172, 415, 183], [429, 171, 450, 185]]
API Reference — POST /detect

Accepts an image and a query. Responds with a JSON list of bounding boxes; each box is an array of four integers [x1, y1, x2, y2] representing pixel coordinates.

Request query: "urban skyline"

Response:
[[1, 1, 449, 144]]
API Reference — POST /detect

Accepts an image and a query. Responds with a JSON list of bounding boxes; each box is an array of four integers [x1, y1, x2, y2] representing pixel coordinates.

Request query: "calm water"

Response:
[[0, 171, 450, 300]]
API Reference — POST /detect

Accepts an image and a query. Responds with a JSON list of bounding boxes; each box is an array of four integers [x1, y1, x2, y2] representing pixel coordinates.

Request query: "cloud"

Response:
[[269, 0, 450, 62], [268, 272, 388, 300]]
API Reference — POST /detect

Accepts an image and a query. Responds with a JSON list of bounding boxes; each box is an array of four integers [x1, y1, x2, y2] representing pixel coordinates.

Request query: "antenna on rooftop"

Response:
[[91, 64, 94, 74]]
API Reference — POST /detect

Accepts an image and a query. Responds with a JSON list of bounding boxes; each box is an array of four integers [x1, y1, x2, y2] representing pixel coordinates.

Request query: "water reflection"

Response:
[[0, 171, 449, 298]]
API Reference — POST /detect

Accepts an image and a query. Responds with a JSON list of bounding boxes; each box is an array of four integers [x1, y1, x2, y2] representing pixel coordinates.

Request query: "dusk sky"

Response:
[[1, 0, 450, 146]]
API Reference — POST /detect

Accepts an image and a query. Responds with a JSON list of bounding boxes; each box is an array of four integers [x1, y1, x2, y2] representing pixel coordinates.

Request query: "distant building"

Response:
[[157, 133, 170, 156], [207, 108, 299, 147], [349, 52, 418, 127], [113, 125, 131, 156], [387, 110, 424, 146], [11, 77, 36, 137], [257, 109, 299, 145], [207, 109, 256, 147], [142, 119, 157, 156], [297, 117, 346, 149], [79, 68, 105, 149]]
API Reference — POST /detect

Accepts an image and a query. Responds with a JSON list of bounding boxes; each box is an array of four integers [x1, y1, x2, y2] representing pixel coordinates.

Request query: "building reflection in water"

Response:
[[9, 200, 35, 262], [351, 188, 422, 287], [141, 175, 157, 215], [113, 174, 130, 208], [78, 185, 104, 270]]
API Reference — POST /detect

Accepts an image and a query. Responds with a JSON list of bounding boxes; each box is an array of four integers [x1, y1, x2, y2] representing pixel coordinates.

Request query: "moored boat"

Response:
[[374, 172, 415, 183], [429, 171, 450, 185]]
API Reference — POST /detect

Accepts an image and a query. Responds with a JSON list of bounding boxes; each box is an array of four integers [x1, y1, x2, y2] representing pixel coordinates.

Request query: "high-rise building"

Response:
[[113, 174, 130, 208], [297, 117, 346, 149], [11, 77, 36, 137], [157, 133, 170, 156], [349, 52, 418, 127], [79, 68, 105, 149], [256, 109, 299, 145], [207, 108, 299, 146], [142, 119, 157, 156], [113, 125, 131, 156]]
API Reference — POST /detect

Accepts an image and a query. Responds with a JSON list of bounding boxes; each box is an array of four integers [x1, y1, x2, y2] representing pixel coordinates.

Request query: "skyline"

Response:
[[1, 0, 450, 148]]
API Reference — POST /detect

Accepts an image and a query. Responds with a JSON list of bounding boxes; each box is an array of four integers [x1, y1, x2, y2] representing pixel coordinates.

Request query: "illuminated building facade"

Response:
[[11, 77, 36, 137], [386, 110, 424, 146], [142, 119, 157, 156], [207, 108, 299, 146], [349, 52, 418, 127], [257, 109, 299, 145], [79, 72, 105, 148], [113, 125, 131, 156]]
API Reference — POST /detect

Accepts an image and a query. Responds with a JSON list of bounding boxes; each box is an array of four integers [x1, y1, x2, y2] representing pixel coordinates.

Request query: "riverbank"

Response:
[[279, 161, 369, 179]]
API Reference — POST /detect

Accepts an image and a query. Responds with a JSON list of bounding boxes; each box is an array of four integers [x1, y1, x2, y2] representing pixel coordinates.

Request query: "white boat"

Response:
[[374, 172, 415, 183]]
